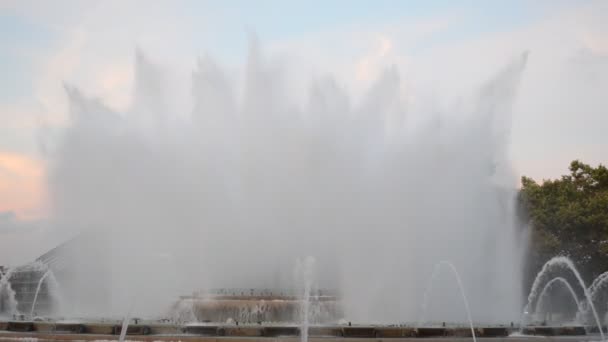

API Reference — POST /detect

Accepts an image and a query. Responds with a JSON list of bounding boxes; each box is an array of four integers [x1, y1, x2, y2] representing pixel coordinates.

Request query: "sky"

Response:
[[0, 0, 607, 265]]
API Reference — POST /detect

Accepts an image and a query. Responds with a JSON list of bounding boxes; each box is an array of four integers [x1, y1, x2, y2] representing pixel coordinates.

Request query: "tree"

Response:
[[520, 160, 608, 283]]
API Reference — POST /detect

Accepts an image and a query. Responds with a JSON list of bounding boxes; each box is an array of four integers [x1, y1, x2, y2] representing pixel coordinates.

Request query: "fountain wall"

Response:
[[171, 289, 342, 323]]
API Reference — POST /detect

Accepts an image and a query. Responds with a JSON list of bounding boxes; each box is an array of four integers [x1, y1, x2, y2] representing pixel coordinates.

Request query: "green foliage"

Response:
[[520, 160, 608, 280]]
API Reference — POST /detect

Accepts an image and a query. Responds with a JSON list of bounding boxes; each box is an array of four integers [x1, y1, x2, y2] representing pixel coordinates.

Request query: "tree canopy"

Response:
[[520, 160, 608, 282]]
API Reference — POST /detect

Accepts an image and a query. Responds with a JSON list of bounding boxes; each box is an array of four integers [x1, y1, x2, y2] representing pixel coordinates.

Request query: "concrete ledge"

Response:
[[149, 323, 180, 335], [263, 326, 299, 337], [0, 321, 597, 339], [7, 321, 34, 332], [85, 323, 115, 334], [112, 324, 151, 335], [557, 326, 587, 336], [223, 326, 264, 336], [586, 325, 606, 334], [54, 323, 86, 333], [477, 327, 509, 337], [182, 325, 218, 335], [415, 327, 446, 337], [342, 327, 376, 338], [522, 326, 586, 336], [375, 327, 416, 337], [32, 322, 55, 332], [0, 331, 603, 342], [309, 326, 343, 337], [444, 328, 475, 337]]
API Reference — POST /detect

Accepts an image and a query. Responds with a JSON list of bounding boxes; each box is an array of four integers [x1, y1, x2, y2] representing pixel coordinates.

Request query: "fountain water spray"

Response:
[[588, 271, 608, 303], [0, 268, 18, 316], [534, 277, 582, 321], [30, 268, 62, 317], [296, 257, 316, 342], [576, 271, 608, 321], [523, 256, 604, 340], [418, 261, 476, 342], [48, 43, 528, 321], [119, 301, 137, 342], [118, 314, 130, 342]]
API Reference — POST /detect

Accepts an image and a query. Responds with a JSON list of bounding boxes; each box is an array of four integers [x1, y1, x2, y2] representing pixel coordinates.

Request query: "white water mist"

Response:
[[46, 40, 528, 322]]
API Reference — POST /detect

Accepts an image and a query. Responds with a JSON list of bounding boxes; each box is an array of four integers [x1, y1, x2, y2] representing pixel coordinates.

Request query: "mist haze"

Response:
[[45, 39, 527, 323]]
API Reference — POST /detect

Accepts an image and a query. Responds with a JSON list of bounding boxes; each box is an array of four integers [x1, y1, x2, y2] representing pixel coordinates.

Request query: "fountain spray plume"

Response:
[[30, 268, 62, 318], [523, 256, 604, 340], [534, 277, 583, 322], [574, 271, 608, 321], [47, 39, 528, 322], [0, 268, 18, 316], [588, 271, 608, 304], [418, 261, 476, 342], [295, 257, 316, 342]]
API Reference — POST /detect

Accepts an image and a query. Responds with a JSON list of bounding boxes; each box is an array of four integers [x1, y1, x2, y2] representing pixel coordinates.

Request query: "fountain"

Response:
[[118, 301, 137, 342], [418, 261, 477, 342], [296, 257, 316, 342], [1, 253, 608, 341], [45, 43, 528, 322], [588, 271, 608, 303], [573, 271, 608, 327], [534, 277, 583, 321], [172, 289, 340, 324], [30, 268, 61, 317], [118, 314, 130, 342], [0, 269, 18, 316], [523, 256, 604, 340]]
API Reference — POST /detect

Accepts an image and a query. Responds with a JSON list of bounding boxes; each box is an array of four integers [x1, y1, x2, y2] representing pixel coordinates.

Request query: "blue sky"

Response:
[[0, 1, 577, 98], [0, 1, 569, 99], [0, 1, 607, 260]]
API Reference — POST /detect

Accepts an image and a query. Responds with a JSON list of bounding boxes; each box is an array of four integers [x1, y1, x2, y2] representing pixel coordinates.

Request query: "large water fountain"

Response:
[[3, 36, 607, 342], [42, 41, 528, 323], [3, 254, 608, 339]]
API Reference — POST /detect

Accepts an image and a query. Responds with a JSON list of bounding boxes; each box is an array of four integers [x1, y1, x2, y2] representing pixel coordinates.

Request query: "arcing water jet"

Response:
[[534, 277, 582, 321], [523, 256, 604, 340], [418, 261, 477, 342]]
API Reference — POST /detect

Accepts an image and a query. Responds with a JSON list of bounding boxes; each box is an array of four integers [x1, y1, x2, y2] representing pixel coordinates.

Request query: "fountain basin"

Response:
[[148, 323, 180, 335], [309, 326, 343, 337], [0, 321, 596, 339], [415, 327, 446, 337], [32, 322, 54, 332], [54, 323, 86, 333], [263, 326, 299, 337], [444, 327, 477, 337], [183, 325, 219, 335], [521, 326, 586, 336], [222, 326, 263, 336], [6, 321, 34, 332], [587, 325, 607, 333], [374, 327, 416, 337], [112, 324, 151, 335], [477, 327, 509, 337], [83, 323, 115, 334], [342, 326, 376, 337]]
